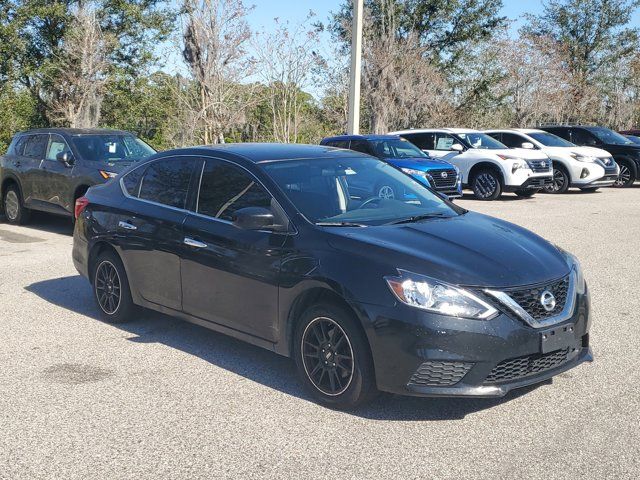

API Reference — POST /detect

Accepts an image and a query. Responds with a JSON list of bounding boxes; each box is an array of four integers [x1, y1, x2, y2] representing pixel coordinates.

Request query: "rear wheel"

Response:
[[544, 164, 570, 193], [92, 250, 136, 323], [2, 184, 30, 225], [614, 161, 636, 187], [471, 169, 502, 200], [293, 303, 377, 410]]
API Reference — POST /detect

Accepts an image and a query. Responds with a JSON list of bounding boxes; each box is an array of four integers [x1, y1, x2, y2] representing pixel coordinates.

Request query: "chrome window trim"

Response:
[[484, 269, 577, 329]]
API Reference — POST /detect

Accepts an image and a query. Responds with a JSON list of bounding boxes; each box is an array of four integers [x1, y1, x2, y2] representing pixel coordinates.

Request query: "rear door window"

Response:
[[138, 157, 197, 209], [12, 136, 30, 156], [402, 133, 434, 150], [349, 140, 372, 155], [23, 134, 48, 158], [196, 159, 273, 222], [501, 132, 529, 148]]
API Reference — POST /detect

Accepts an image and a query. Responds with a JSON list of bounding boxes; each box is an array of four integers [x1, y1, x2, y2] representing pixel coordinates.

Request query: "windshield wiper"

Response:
[[315, 221, 368, 227], [385, 213, 449, 225]]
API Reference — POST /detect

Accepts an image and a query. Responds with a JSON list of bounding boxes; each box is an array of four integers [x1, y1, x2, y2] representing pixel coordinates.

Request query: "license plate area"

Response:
[[540, 323, 576, 353]]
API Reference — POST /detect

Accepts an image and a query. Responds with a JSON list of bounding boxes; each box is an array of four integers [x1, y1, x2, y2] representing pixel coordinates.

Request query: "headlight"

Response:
[[401, 167, 427, 177], [569, 153, 597, 163], [99, 170, 118, 179], [556, 246, 586, 294], [511, 160, 527, 173], [385, 270, 498, 319]]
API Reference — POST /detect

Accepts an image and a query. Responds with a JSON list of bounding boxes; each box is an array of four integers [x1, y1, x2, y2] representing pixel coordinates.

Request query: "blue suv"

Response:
[[320, 134, 462, 199]]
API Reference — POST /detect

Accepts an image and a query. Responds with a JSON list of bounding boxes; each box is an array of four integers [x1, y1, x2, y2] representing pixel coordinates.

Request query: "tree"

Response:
[[181, 0, 256, 144]]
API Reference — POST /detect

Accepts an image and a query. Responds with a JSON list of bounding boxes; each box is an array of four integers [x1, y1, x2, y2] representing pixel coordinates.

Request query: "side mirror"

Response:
[[521, 142, 535, 149], [450, 143, 464, 152], [56, 151, 75, 166], [233, 207, 280, 231]]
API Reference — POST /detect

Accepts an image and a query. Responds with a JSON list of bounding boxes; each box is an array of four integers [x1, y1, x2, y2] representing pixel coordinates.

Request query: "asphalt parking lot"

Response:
[[1, 187, 639, 480]]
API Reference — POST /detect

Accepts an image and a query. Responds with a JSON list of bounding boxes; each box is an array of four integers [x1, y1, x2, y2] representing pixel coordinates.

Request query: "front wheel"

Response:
[[614, 161, 636, 187], [471, 169, 502, 200], [92, 251, 137, 323], [293, 303, 377, 410], [544, 165, 570, 193], [2, 184, 31, 225]]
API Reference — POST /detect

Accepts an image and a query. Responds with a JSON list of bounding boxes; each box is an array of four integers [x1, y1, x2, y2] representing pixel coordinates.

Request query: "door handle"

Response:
[[184, 237, 208, 248], [118, 221, 137, 231]]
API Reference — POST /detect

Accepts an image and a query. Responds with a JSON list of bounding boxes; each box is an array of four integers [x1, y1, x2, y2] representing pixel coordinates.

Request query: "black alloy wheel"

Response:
[[294, 303, 377, 409], [92, 251, 136, 323], [544, 165, 570, 193], [471, 169, 502, 200]]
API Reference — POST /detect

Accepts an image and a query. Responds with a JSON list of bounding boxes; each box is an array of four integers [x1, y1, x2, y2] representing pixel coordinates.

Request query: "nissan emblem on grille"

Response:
[[441, 171, 448, 178], [541, 161, 546, 168], [540, 290, 556, 312]]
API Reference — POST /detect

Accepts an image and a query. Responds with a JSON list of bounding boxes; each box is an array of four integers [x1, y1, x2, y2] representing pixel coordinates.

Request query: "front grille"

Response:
[[408, 361, 473, 387], [429, 169, 458, 189], [505, 275, 569, 320], [527, 159, 552, 173], [484, 348, 569, 384]]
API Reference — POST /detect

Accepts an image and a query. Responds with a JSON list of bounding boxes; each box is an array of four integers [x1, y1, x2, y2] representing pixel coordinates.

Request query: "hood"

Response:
[[386, 157, 456, 171], [480, 148, 549, 161], [568, 146, 612, 159], [327, 212, 569, 288]]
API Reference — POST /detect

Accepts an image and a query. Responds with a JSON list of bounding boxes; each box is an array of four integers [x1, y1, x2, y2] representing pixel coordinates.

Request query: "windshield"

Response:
[[262, 157, 461, 227], [456, 132, 506, 150], [587, 127, 635, 145], [529, 132, 575, 147], [71, 134, 156, 163], [368, 138, 428, 159], [624, 134, 640, 145]]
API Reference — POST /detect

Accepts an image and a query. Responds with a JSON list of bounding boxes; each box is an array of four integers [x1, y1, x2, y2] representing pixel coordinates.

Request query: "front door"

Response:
[[38, 134, 76, 213], [180, 158, 290, 341]]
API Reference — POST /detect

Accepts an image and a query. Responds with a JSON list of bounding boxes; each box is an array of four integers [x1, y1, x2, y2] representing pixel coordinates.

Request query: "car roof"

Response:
[[16, 127, 134, 136], [484, 128, 546, 135], [321, 134, 401, 142], [391, 127, 480, 135], [156, 143, 372, 164]]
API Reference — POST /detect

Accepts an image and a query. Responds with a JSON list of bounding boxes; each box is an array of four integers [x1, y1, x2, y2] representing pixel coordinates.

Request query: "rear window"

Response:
[[137, 158, 196, 209]]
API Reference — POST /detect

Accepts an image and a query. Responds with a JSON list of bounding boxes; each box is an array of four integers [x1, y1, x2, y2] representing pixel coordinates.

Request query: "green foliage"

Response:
[[0, 85, 41, 152]]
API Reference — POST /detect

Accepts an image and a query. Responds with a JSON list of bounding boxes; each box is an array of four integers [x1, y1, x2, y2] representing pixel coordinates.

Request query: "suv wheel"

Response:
[[544, 165, 570, 193], [92, 251, 137, 323], [2, 184, 31, 225], [471, 169, 502, 200], [293, 303, 377, 410], [614, 161, 636, 187]]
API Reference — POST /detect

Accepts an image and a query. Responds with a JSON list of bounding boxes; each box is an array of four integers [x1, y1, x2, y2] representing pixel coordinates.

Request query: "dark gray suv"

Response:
[[0, 128, 155, 224]]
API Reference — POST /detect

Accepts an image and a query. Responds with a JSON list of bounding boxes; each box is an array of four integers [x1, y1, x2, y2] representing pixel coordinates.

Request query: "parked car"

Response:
[[390, 128, 553, 200], [485, 128, 619, 193], [540, 125, 639, 188], [319, 134, 462, 199], [620, 133, 640, 145], [0, 128, 156, 224], [73, 144, 592, 409]]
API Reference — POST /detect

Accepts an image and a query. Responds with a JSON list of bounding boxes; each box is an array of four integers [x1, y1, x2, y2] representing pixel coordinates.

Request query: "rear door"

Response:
[[117, 156, 198, 311], [180, 157, 290, 341]]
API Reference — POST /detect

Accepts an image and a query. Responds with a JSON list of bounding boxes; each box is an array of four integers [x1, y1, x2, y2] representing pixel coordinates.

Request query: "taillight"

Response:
[[75, 196, 89, 219]]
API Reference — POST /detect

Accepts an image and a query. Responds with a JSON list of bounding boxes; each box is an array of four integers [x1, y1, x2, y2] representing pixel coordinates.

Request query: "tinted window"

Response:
[[501, 132, 529, 148], [122, 167, 145, 196], [529, 132, 574, 147], [586, 127, 635, 145], [12, 136, 29, 156], [546, 128, 570, 141], [402, 133, 434, 150], [349, 140, 371, 154], [23, 135, 48, 158], [138, 158, 196, 208], [571, 128, 598, 146], [197, 160, 272, 222], [367, 138, 428, 158], [46, 135, 69, 160], [486, 132, 502, 143], [327, 140, 350, 149]]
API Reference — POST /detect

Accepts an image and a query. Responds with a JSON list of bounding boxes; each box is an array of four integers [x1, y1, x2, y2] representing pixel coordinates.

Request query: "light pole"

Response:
[[347, 0, 363, 135]]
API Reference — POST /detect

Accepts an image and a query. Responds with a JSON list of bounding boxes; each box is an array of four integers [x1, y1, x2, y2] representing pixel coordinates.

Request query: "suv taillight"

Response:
[[75, 196, 89, 219]]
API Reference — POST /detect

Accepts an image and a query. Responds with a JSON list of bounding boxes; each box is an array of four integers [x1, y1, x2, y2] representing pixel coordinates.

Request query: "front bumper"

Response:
[[358, 287, 592, 397], [504, 176, 553, 191]]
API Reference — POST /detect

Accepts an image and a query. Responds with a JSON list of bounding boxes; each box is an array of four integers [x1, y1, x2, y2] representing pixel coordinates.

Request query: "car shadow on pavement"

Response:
[[26, 275, 548, 421], [0, 211, 73, 236]]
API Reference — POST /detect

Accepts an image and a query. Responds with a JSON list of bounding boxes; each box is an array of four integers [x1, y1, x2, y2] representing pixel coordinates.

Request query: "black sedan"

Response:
[[72, 144, 592, 409]]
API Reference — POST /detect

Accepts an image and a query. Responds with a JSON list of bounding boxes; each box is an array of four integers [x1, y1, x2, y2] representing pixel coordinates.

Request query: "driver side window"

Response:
[[435, 133, 456, 150], [46, 135, 70, 161], [571, 129, 598, 146]]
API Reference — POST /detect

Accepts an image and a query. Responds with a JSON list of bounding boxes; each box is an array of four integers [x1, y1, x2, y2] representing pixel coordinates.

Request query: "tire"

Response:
[[613, 160, 636, 188], [580, 187, 599, 192], [515, 189, 538, 198], [544, 164, 570, 194], [2, 184, 31, 225], [471, 168, 502, 200], [375, 182, 399, 200], [92, 250, 137, 323], [293, 302, 377, 410]]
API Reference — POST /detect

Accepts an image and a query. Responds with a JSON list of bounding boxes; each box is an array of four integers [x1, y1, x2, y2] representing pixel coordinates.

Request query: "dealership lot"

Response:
[[1, 188, 639, 479]]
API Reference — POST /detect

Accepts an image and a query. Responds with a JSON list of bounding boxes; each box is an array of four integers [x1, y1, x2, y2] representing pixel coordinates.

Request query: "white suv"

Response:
[[484, 128, 620, 193], [391, 128, 553, 200]]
